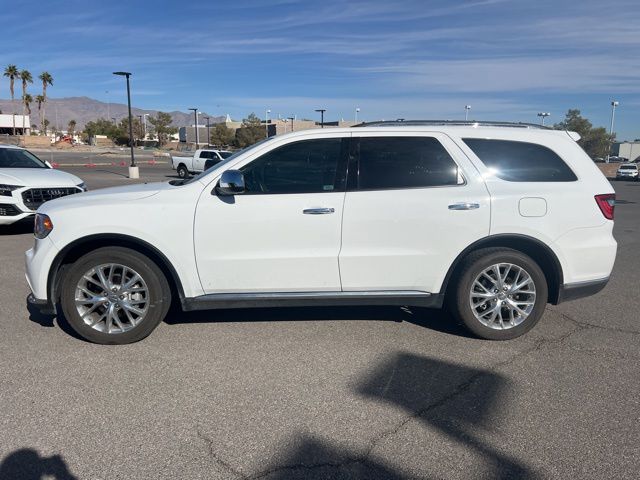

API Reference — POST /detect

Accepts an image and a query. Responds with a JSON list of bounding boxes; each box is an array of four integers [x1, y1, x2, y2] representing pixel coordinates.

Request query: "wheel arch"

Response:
[[48, 234, 186, 306], [440, 234, 564, 304]]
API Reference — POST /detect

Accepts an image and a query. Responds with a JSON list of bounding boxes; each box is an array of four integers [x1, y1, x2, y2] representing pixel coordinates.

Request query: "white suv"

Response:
[[25, 121, 617, 344], [0, 145, 86, 225]]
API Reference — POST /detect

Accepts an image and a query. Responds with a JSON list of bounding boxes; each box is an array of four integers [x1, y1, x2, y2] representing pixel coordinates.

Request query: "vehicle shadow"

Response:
[[26, 299, 86, 342], [252, 352, 535, 479], [0, 448, 77, 480], [164, 304, 474, 338], [0, 217, 33, 236]]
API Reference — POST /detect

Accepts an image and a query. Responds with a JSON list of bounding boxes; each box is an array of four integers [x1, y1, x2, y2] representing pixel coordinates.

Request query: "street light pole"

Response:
[[188, 108, 199, 149], [608, 100, 619, 162], [143, 113, 149, 140], [464, 105, 471, 121], [137, 115, 143, 145], [265, 109, 271, 138], [537, 112, 550, 126], [288, 116, 295, 131], [609, 101, 619, 136], [315, 109, 326, 128], [203, 116, 210, 146], [355, 107, 360, 124], [113, 71, 137, 178]]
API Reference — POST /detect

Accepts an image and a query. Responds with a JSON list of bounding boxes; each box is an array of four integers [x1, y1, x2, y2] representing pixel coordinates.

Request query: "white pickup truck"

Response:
[[171, 149, 233, 178]]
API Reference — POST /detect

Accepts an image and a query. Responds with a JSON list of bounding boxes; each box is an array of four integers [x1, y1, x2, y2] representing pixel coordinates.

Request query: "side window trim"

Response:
[[348, 135, 467, 192]]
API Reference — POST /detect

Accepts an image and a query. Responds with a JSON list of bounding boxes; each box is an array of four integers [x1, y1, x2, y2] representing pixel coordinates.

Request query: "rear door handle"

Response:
[[303, 207, 335, 215], [448, 202, 480, 210]]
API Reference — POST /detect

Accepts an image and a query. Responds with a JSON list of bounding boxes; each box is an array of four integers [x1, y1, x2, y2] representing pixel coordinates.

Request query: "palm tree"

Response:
[[24, 94, 33, 134], [4, 65, 19, 134], [38, 72, 53, 136], [19, 70, 33, 134], [67, 119, 77, 137], [35, 95, 45, 133]]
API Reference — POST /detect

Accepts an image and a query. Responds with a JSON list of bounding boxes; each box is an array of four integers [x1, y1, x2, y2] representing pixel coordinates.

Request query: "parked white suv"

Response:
[[25, 121, 617, 344], [615, 163, 639, 181], [0, 145, 86, 225]]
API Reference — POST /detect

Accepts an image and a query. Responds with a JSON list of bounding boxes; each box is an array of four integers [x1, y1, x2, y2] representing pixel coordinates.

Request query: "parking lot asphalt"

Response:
[[0, 161, 638, 479]]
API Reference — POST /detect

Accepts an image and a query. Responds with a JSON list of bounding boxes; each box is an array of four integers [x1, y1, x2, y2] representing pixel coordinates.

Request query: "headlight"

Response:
[[34, 213, 54, 239], [76, 182, 87, 191], [0, 184, 22, 196]]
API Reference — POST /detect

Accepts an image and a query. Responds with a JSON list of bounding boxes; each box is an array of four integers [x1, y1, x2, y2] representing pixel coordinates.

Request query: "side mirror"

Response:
[[216, 170, 245, 195]]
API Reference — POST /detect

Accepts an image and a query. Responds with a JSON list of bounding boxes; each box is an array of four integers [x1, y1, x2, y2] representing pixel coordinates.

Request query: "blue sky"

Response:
[[2, 0, 639, 139]]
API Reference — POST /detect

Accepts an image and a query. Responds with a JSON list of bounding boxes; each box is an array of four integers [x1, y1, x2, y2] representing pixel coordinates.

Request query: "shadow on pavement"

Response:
[[355, 351, 535, 478], [0, 449, 77, 480], [164, 304, 473, 337], [0, 217, 33, 236], [26, 299, 86, 341], [259, 436, 421, 480], [254, 352, 535, 479]]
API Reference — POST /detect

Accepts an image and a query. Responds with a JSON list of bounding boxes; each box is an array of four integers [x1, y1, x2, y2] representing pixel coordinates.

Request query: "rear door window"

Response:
[[463, 138, 577, 182], [355, 136, 461, 190]]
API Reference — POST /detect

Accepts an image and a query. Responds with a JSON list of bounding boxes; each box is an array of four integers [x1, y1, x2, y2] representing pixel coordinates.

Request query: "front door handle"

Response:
[[448, 202, 480, 210], [303, 207, 335, 215]]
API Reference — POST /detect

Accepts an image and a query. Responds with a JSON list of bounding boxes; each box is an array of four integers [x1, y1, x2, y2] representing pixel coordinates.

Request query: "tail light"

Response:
[[595, 194, 615, 220]]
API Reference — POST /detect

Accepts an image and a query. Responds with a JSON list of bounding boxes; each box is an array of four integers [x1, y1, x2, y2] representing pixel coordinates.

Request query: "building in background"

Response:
[[0, 114, 30, 136], [613, 141, 640, 161], [178, 115, 359, 144]]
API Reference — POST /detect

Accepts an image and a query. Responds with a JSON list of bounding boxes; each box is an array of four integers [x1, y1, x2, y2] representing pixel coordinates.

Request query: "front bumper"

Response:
[[27, 292, 56, 315], [556, 277, 609, 304]]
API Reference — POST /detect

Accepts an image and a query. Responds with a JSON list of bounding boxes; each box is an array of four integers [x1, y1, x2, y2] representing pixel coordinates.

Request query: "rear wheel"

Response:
[[177, 164, 189, 179], [60, 247, 171, 344], [448, 248, 548, 340]]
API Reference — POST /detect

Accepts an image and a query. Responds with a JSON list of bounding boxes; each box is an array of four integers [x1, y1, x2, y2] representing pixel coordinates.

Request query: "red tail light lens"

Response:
[[595, 194, 615, 220]]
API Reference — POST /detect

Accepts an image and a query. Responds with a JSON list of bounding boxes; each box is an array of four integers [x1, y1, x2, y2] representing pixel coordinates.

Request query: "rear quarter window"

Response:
[[463, 138, 577, 182]]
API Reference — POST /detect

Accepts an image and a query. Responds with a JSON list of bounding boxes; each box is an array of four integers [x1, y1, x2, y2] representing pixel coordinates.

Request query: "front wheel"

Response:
[[60, 247, 171, 344], [177, 164, 189, 179], [448, 248, 548, 340]]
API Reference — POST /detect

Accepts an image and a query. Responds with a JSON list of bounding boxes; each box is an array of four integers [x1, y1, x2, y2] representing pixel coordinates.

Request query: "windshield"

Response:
[[0, 148, 48, 168], [177, 137, 276, 186], [219, 151, 233, 159]]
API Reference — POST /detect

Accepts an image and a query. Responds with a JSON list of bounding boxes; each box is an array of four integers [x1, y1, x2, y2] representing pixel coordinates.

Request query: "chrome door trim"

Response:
[[448, 202, 480, 210], [303, 207, 335, 215]]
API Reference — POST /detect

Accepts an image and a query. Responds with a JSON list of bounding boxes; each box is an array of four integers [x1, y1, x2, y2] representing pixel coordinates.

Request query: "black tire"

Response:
[[177, 164, 189, 179], [60, 247, 171, 344], [447, 247, 548, 340]]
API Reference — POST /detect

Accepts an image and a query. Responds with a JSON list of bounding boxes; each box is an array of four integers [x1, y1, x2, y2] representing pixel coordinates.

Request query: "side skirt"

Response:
[[181, 291, 444, 311]]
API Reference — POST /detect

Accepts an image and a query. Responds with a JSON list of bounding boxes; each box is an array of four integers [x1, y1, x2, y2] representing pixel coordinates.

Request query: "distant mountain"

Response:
[[0, 96, 225, 130]]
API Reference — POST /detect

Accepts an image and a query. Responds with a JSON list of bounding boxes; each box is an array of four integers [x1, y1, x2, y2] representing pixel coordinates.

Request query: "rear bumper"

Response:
[[556, 277, 609, 304]]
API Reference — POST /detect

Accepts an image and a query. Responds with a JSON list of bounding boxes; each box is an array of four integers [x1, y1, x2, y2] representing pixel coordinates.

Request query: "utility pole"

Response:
[[315, 109, 326, 128], [203, 115, 210, 146], [113, 71, 138, 178], [265, 109, 271, 138], [189, 108, 199, 149], [608, 101, 619, 162]]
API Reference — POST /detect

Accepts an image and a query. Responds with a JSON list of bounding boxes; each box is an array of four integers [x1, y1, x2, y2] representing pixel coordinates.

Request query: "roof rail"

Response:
[[353, 120, 551, 129]]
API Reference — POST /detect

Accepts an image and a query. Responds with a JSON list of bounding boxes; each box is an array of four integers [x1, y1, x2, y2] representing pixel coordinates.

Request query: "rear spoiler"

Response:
[[565, 131, 581, 141]]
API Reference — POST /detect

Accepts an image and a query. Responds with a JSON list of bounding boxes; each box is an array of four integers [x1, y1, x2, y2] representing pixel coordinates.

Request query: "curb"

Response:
[[51, 160, 168, 168]]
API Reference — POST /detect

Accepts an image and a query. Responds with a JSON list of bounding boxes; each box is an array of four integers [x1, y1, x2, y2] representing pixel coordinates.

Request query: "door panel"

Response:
[[194, 135, 349, 294], [339, 133, 490, 293], [194, 192, 345, 293]]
